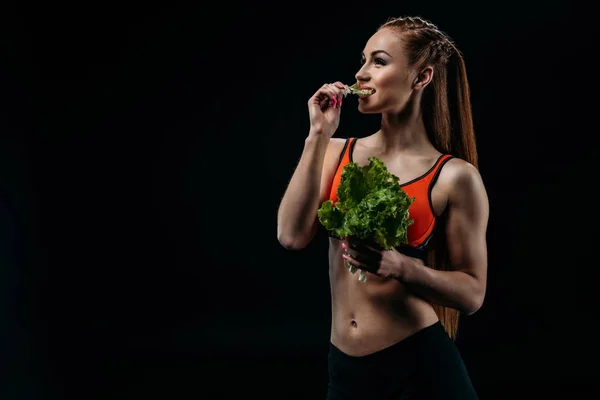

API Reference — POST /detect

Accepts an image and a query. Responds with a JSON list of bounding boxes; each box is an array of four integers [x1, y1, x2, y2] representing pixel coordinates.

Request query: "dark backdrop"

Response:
[[1, 0, 599, 399]]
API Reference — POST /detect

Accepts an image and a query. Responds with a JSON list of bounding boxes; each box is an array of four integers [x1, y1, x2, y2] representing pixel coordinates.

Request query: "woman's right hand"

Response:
[[307, 82, 347, 138]]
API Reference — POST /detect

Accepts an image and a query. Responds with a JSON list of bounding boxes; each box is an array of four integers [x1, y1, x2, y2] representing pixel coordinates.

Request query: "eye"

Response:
[[359, 57, 386, 66]]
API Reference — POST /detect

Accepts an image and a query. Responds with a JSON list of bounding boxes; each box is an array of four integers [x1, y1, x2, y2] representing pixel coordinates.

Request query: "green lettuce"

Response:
[[342, 82, 375, 97], [317, 157, 415, 250]]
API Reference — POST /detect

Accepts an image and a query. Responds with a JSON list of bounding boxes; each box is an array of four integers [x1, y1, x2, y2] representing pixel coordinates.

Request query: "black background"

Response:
[[1, 0, 599, 398]]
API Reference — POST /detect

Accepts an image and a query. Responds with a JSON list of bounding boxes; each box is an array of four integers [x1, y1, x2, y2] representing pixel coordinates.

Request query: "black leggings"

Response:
[[326, 321, 479, 400]]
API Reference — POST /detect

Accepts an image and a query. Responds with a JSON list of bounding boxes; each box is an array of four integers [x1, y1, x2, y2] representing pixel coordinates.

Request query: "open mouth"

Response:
[[343, 82, 376, 97], [358, 89, 375, 97], [357, 89, 375, 97]]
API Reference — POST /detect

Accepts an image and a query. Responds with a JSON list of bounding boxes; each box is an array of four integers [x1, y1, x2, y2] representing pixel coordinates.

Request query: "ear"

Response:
[[412, 66, 434, 90]]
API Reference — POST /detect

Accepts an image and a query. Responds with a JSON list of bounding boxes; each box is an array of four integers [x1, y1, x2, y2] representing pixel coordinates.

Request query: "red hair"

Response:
[[378, 16, 479, 341]]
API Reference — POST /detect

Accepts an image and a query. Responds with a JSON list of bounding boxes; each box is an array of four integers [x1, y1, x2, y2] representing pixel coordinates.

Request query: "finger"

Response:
[[332, 81, 347, 92], [323, 86, 339, 108], [310, 84, 335, 101], [323, 82, 343, 95], [347, 250, 377, 267], [342, 243, 378, 266], [328, 84, 345, 105], [346, 239, 382, 260], [342, 252, 363, 269], [321, 84, 343, 108], [311, 85, 338, 109], [323, 91, 338, 109], [342, 252, 377, 275], [359, 242, 383, 254]]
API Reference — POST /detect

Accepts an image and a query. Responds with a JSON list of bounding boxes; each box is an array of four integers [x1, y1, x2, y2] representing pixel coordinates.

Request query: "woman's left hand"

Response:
[[341, 237, 408, 280]]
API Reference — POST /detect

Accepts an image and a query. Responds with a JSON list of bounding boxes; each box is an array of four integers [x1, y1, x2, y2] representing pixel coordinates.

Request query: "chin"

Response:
[[357, 99, 380, 114]]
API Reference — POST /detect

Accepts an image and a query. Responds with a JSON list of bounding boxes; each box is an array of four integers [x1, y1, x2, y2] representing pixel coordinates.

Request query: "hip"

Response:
[[326, 321, 479, 400]]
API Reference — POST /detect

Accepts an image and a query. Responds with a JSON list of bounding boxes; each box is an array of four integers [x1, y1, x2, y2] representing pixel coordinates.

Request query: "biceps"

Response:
[[319, 140, 341, 204]]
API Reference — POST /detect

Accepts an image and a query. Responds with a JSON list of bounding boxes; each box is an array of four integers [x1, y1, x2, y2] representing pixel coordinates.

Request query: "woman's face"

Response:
[[354, 28, 416, 114]]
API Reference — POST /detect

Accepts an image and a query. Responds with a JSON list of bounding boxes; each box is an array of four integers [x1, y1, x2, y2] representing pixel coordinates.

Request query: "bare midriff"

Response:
[[328, 237, 440, 357]]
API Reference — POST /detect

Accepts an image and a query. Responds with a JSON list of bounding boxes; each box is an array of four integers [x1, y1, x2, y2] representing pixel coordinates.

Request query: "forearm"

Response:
[[398, 259, 484, 315], [277, 132, 330, 249]]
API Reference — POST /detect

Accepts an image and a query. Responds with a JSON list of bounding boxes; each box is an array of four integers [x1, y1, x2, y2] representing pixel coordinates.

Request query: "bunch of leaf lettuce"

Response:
[[317, 157, 415, 250]]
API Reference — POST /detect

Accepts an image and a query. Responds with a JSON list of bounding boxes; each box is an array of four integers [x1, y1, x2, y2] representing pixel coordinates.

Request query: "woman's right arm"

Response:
[[277, 134, 344, 250], [277, 82, 347, 250]]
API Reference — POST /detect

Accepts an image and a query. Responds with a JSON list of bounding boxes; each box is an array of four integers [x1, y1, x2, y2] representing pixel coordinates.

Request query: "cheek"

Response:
[[380, 82, 410, 105], [376, 73, 408, 99]]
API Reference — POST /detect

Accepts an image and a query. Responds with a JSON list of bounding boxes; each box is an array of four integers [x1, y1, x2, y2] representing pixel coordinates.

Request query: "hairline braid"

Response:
[[379, 16, 457, 63]]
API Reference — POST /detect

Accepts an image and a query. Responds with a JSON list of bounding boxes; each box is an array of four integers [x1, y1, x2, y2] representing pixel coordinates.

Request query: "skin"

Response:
[[318, 28, 490, 357]]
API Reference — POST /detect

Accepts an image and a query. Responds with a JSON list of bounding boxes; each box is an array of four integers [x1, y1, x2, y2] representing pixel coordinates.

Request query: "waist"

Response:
[[328, 238, 439, 356], [329, 297, 439, 356], [329, 320, 448, 363]]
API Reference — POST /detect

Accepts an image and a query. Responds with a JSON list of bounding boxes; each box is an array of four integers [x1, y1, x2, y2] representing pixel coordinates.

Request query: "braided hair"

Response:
[[379, 16, 479, 341]]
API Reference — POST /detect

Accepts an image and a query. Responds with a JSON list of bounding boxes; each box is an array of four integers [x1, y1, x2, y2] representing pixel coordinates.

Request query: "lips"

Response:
[[359, 85, 375, 96]]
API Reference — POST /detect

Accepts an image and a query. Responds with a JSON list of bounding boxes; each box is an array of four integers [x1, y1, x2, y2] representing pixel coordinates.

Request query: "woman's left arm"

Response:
[[400, 160, 489, 315], [342, 160, 489, 315]]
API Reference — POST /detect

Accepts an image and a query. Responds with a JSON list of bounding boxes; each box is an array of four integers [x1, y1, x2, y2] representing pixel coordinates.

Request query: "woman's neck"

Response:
[[373, 109, 435, 155]]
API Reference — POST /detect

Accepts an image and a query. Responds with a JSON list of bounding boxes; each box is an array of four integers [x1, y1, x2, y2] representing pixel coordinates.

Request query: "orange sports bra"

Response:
[[326, 137, 454, 260]]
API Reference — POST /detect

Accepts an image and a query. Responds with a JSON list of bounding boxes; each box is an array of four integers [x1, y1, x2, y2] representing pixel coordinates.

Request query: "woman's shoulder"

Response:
[[321, 137, 352, 169], [441, 157, 481, 182], [439, 157, 487, 202], [329, 137, 349, 145], [327, 136, 356, 154]]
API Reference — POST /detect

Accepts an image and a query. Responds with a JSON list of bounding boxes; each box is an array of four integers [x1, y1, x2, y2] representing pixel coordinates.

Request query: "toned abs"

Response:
[[327, 137, 451, 357]]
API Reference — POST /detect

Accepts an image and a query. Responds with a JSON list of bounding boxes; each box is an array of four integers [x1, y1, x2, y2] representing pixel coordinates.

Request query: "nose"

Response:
[[355, 64, 369, 83]]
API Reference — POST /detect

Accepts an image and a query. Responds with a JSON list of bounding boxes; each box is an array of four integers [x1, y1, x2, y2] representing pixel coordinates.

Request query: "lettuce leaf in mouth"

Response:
[[342, 82, 375, 97], [317, 157, 415, 250]]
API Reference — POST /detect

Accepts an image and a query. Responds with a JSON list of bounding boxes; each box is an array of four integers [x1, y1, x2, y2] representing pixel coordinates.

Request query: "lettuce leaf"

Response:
[[342, 82, 375, 97], [317, 157, 415, 250]]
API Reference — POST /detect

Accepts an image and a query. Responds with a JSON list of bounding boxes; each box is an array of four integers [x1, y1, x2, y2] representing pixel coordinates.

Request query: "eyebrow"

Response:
[[361, 50, 393, 58]]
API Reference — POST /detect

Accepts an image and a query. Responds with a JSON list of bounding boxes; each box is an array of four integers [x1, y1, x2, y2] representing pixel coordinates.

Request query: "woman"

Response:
[[277, 16, 488, 399]]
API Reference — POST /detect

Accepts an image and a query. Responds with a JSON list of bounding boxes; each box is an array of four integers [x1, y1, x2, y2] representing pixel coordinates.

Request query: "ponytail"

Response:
[[379, 16, 479, 341]]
